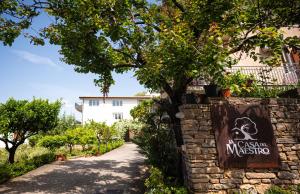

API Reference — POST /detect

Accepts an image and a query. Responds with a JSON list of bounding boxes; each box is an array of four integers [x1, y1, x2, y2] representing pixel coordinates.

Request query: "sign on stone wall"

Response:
[[211, 104, 280, 168]]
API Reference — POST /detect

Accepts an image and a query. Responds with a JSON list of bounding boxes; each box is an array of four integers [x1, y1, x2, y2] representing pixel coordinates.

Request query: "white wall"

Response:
[[82, 98, 142, 125]]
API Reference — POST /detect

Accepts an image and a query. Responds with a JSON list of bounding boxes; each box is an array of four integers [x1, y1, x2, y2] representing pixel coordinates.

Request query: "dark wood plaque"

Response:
[[211, 104, 280, 168]]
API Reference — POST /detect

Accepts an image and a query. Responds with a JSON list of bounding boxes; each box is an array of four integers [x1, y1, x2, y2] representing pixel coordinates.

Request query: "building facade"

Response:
[[75, 96, 152, 125]]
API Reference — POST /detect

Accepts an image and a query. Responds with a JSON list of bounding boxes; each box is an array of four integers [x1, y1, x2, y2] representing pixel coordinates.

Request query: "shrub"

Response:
[[0, 164, 11, 183], [145, 167, 188, 194], [265, 185, 295, 194], [0, 147, 55, 183], [37, 135, 67, 150]]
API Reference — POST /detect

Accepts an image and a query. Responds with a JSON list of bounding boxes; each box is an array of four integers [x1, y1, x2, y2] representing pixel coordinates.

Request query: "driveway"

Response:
[[0, 143, 147, 194]]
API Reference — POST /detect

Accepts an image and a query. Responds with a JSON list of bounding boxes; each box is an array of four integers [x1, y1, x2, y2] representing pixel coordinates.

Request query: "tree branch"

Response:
[[111, 63, 139, 69], [228, 34, 258, 54], [0, 137, 14, 145], [171, 0, 186, 13]]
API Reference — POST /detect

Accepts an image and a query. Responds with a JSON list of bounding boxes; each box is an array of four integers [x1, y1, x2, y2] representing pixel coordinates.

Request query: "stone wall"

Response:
[[179, 98, 300, 194]]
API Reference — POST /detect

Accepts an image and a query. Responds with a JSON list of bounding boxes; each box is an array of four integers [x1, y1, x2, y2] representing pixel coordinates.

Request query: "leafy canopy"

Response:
[[0, 98, 61, 163], [0, 98, 61, 144], [1, 0, 299, 96]]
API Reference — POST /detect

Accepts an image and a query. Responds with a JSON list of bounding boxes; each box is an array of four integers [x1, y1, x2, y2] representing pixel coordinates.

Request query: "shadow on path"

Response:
[[0, 143, 147, 194]]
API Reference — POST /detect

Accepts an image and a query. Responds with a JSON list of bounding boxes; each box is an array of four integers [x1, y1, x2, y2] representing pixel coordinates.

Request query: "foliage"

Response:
[[132, 100, 180, 180], [0, 98, 61, 163], [0, 146, 55, 184], [219, 71, 256, 96], [1, 0, 300, 180], [145, 167, 188, 194], [265, 185, 295, 194], [130, 100, 154, 122], [37, 135, 67, 151], [71, 127, 96, 151], [49, 113, 77, 135], [134, 91, 148, 96], [112, 119, 144, 139]]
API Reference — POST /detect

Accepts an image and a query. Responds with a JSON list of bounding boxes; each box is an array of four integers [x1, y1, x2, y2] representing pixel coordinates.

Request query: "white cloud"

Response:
[[13, 50, 63, 70]]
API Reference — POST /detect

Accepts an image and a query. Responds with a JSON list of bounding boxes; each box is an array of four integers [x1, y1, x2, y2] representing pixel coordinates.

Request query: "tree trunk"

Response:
[[69, 144, 73, 154], [7, 147, 17, 164], [162, 92, 185, 184]]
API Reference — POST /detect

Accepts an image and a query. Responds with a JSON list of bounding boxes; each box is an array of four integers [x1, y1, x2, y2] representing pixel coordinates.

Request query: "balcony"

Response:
[[75, 102, 82, 112], [190, 64, 300, 86], [227, 65, 300, 86]]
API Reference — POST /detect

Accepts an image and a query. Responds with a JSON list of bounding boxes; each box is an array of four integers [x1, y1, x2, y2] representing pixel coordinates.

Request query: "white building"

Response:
[[75, 96, 152, 125]]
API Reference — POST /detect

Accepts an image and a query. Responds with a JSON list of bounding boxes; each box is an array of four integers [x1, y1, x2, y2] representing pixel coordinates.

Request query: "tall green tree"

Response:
[[1, 0, 300, 177], [0, 98, 61, 163]]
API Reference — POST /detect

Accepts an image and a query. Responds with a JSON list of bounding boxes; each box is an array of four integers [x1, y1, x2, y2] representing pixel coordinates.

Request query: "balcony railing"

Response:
[[75, 102, 83, 112], [227, 65, 300, 86], [190, 64, 300, 86]]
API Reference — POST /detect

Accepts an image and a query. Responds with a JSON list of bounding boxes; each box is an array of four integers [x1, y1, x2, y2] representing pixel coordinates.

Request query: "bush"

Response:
[[0, 164, 11, 183], [37, 135, 67, 150], [145, 167, 188, 194], [0, 147, 55, 183], [131, 99, 180, 181], [265, 185, 297, 194]]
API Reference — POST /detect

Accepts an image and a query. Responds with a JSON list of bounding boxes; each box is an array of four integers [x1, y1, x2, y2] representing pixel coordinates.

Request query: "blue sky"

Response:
[[0, 13, 146, 120]]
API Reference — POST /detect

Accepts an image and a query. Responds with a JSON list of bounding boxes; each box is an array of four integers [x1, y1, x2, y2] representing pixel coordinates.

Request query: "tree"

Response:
[[0, 98, 61, 163], [85, 121, 111, 153], [1, 0, 299, 177], [51, 113, 77, 135]]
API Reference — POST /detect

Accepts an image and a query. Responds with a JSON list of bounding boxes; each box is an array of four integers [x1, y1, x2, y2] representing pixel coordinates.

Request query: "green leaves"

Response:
[[0, 98, 61, 138], [1, 0, 300, 95]]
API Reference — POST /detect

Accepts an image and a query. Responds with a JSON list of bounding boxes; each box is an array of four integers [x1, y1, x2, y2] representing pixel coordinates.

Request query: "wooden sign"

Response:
[[211, 104, 280, 168]]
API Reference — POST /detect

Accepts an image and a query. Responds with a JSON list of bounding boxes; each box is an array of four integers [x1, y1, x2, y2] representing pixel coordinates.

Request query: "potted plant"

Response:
[[219, 71, 256, 97], [219, 73, 233, 97]]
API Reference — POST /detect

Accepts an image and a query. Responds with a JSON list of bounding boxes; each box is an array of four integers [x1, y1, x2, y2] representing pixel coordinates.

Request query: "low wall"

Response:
[[179, 98, 300, 194]]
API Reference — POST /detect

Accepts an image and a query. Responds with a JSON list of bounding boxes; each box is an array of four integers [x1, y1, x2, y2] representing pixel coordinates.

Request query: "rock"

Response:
[[277, 171, 298, 180], [255, 184, 270, 194], [279, 153, 287, 160], [206, 167, 224, 174], [219, 179, 242, 184], [245, 172, 276, 179], [210, 179, 219, 184]]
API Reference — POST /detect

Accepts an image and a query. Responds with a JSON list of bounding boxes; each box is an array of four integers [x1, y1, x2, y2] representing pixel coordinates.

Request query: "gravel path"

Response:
[[0, 143, 147, 194]]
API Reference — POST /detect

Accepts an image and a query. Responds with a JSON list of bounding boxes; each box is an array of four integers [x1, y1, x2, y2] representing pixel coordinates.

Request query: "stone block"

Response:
[[210, 179, 219, 184], [292, 145, 300, 150], [224, 170, 245, 179], [191, 178, 210, 183], [206, 167, 224, 174], [209, 174, 224, 179], [219, 178, 243, 184], [282, 147, 292, 152], [245, 172, 276, 179], [240, 184, 255, 191], [292, 179, 300, 184], [261, 179, 271, 183], [193, 183, 209, 190], [209, 183, 235, 190], [243, 178, 261, 184], [279, 153, 287, 160], [277, 171, 298, 180], [276, 138, 297, 144], [276, 123, 286, 131], [255, 184, 270, 194], [287, 155, 298, 161]]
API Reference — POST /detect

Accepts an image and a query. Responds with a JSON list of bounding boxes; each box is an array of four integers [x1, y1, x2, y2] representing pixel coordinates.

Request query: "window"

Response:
[[89, 100, 99, 106], [112, 100, 123, 106], [113, 113, 123, 120]]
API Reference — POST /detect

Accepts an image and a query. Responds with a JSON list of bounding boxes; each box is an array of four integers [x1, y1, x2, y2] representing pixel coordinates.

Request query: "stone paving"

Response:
[[0, 143, 147, 194]]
